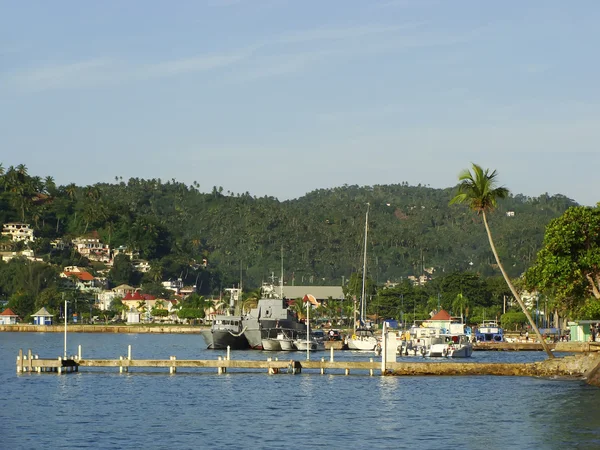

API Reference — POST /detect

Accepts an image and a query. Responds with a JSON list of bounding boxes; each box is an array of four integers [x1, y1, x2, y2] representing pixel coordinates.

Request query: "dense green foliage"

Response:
[[0, 162, 582, 323], [526, 206, 600, 312]]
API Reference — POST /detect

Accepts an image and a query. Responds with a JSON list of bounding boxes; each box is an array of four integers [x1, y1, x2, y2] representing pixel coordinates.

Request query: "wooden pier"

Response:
[[16, 345, 379, 376], [15, 345, 600, 384]]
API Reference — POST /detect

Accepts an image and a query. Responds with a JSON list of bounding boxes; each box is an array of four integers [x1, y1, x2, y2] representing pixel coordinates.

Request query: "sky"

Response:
[[1, 0, 599, 205]]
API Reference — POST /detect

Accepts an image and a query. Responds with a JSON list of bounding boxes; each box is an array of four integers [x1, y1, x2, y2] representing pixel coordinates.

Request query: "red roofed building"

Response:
[[60, 270, 102, 292], [0, 308, 20, 325], [423, 309, 452, 330], [121, 291, 171, 322]]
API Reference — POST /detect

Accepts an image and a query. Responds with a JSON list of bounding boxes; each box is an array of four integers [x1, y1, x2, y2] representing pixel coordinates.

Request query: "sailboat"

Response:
[[346, 203, 378, 351]]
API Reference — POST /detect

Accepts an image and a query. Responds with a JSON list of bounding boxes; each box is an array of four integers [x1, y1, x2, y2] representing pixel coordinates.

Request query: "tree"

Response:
[[450, 163, 554, 358], [525, 206, 600, 308], [452, 293, 470, 322], [108, 254, 135, 286]]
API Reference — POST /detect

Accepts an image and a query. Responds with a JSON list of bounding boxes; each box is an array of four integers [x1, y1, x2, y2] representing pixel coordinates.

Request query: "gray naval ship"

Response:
[[242, 283, 306, 350], [200, 288, 249, 349]]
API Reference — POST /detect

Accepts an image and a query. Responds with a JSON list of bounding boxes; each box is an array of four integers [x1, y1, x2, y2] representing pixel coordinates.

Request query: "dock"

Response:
[[473, 341, 600, 352], [15, 345, 600, 386], [16, 346, 379, 376]]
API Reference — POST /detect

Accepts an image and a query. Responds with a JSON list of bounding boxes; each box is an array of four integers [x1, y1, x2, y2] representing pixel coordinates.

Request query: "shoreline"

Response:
[[0, 324, 204, 334]]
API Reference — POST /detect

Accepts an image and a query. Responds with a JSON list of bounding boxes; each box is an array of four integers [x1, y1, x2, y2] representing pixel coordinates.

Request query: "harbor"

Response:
[[5, 331, 600, 449]]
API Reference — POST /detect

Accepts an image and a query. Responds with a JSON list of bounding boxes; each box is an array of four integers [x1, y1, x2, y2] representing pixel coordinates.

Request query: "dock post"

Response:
[[128, 345, 132, 360], [35, 354, 41, 373], [381, 322, 387, 375], [170, 356, 177, 374], [119, 356, 123, 373], [370, 358, 374, 376], [320, 357, 325, 375], [330, 346, 334, 362], [28, 349, 33, 373], [78, 345, 82, 360], [227, 346, 230, 361], [267, 357, 273, 375], [345, 367, 349, 376], [217, 356, 223, 374], [17, 348, 23, 373], [58, 356, 63, 374]]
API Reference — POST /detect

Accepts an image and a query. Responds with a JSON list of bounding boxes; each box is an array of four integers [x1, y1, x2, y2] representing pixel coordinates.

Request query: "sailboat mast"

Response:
[[280, 245, 284, 299], [360, 203, 369, 324]]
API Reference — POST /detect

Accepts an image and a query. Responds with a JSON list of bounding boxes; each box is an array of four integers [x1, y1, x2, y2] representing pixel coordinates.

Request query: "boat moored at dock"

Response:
[[475, 321, 504, 342]]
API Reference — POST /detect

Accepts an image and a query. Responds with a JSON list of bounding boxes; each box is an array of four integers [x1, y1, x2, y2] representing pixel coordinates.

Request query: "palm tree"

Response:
[[452, 293, 469, 323], [450, 163, 554, 358]]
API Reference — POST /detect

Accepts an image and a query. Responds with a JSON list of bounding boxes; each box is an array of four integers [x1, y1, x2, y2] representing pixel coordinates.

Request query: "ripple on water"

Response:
[[2, 333, 599, 450]]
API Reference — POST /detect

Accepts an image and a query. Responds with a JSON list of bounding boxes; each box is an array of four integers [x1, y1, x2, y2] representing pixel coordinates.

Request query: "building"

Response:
[[281, 286, 345, 303], [163, 279, 184, 295], [0, 249, 42, 263], [0, 308, 19, 325], [32, 307, 53, 325], [126, 307, 141, 324], [96, 284, 136, 311], [1, 223, 34, 243], [72, 234, 111, 263], [422, 309, 452, 330], [569, 320, 600, 342], [60, 270, 102, 292], [132, 260, 151, 273]]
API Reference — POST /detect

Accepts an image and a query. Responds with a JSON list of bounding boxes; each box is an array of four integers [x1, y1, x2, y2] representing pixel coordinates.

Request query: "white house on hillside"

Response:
[[2, 223, 34, 243]]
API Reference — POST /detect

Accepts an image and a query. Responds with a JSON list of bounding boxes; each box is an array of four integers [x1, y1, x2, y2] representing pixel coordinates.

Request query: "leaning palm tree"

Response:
[[450, 163, 554, 358]]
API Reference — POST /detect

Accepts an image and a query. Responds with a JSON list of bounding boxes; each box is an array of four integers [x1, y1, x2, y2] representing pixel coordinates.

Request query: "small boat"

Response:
[[475, 321, 504, 342], [402, 326, 439, 356], [294, 338, 318, 351], [261, 337, 282, 351], [346, 204, 378, 353], [277, 329, 296, 351], [262, 328, 296, 351], [346, 328, 378, 351], [293, 331, 322, 351], [429, 333, 473, 358]]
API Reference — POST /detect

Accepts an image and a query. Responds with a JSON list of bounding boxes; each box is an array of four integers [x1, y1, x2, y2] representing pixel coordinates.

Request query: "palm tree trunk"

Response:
[[483, 212, 554, 358]]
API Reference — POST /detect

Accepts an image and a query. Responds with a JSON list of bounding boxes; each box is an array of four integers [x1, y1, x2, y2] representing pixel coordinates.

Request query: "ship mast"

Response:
[[360, 203, 369, 326]]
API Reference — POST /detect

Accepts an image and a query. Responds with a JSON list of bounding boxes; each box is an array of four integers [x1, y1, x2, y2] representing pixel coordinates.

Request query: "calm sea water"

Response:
[[2, 332, 600, 450]]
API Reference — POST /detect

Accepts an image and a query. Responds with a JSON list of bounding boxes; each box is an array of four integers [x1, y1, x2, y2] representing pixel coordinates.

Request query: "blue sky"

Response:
[[1, 0, 599, 205]]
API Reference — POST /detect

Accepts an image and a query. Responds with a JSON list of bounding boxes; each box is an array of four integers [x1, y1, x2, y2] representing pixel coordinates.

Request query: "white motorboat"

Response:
[[429, 334, 473, 358], [277, 329, 296, 351], [261, 328, 297, 351], [294, 338, 318, 351]]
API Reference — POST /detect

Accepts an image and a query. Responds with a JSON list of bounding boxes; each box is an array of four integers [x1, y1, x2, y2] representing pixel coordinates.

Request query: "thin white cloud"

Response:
[[277, 23, 424, 44], [235, 50, 330, 81], [5, 50, 254, 92], [143, 51, 252, 77], [3, 19, 480, 93], [9, 58, 113, 91]]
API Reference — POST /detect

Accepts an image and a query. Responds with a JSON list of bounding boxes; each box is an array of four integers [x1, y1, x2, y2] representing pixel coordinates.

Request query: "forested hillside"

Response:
[[0, 163, 577, 290]]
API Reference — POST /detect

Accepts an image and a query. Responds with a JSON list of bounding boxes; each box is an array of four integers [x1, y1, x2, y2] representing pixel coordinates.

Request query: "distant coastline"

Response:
[[0, 324, 204, 334]]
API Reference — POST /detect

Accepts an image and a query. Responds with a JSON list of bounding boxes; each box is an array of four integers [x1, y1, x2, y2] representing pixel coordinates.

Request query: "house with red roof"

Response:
[[0, 308, 20, 325], [422, 309, 452, 330], [60, 270, 102, 292]]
